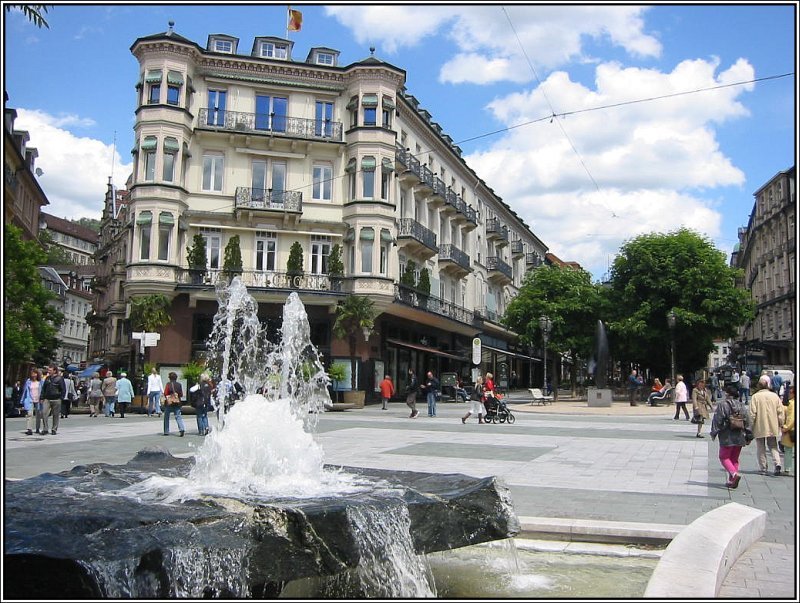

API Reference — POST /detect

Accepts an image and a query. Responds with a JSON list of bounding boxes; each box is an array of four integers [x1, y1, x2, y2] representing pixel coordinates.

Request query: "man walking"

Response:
[[422, 371, 440, 417], [771, 371, 784, 395], [739, 371, 751, 405], [673, 374, 690, 420], [61, 371, 77, 418], [750, 375, 786, 475], [405, 368, 419, 419], [41, 364, 66, 435], [102, 370, 118, 417], [147, 367, 164, 417], [628, 369, 639, 406]]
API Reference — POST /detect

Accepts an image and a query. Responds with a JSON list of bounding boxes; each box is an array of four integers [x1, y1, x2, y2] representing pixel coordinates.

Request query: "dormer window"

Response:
[[215, 39, 233, 53], [260, 42, 288, 59], [316, 52, 334, 66]]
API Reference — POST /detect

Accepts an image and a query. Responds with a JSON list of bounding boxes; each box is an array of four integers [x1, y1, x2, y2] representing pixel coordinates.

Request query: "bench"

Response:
[[648, 387, 674, 406], [529, 388, 553, 405]]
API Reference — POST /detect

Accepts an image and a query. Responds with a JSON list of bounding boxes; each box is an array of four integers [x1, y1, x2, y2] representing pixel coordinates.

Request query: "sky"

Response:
[[4, 2, 797, 280]]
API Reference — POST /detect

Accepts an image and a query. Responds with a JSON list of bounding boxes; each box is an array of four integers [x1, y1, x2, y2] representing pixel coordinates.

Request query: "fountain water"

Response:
[[5, 277, 519, 598], [587, 320, 613, 407]]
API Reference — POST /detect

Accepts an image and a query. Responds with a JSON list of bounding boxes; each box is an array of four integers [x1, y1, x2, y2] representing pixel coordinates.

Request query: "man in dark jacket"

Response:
[[41, 364, 66, 435], [405, 369, 419, 419], [422, 371, 440, 417]]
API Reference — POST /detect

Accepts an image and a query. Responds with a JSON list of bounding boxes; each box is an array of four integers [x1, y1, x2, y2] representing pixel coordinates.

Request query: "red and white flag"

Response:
[[288, 9, 302, 31]]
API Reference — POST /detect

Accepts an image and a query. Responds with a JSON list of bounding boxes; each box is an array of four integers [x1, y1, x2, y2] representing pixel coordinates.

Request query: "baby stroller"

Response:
[[483, 392, 515, 424]]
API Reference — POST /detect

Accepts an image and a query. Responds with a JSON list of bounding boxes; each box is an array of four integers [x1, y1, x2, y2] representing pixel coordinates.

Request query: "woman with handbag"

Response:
[[780, 385, 794, 476], [162, 372, 185, 437], [691, 378, 713, 437], [461, 375, 486, 424], [710, 385, 753, 489]]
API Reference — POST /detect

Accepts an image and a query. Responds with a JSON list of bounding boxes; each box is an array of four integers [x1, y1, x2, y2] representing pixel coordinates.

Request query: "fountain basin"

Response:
[[4, 448, 519, 598]]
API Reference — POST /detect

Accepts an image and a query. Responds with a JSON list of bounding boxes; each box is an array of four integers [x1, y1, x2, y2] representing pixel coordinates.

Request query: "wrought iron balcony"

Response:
[[463, 205, 477, 227], [395, 144, 409, 169], [486, 218, 509, 244], [419, 164, 434, 189], [432, 176, 446, 198], [397, 218, 438, 253], [510, 240, 524, 257], [487, 256, 513, 280], [525, 252, 543, 267], [475, 306, 503, 324], [438, 243, 471, 273], [235, 187, 302, 212], [178, 268, 342, 292], [197, 108, 343, 142], [395, 284, 474, 325]]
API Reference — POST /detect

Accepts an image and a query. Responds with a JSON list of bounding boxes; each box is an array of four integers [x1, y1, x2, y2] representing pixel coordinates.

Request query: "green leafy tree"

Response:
[[332, 295, 376, 391], [287, 241, 304, 276], [417, 267, 431, 296], [5, 4, 50, 28], [222, 235, 243, 278], [327, 362, 348, 402], [605, 228, 754, 378], [129, 294, 172, 333], [504, 264, 604, 396], [38, 229, 71, 265], [181, 361, 205, 387], [186, 233, 207, 284], [327, 243, 344, 277], [400, 259, 417, 288], [4, 224, 64, 367], [75, 217, 101, 233]]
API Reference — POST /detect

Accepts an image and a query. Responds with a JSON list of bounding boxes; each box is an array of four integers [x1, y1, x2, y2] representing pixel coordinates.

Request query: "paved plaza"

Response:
[[3, 393, 796, 599]]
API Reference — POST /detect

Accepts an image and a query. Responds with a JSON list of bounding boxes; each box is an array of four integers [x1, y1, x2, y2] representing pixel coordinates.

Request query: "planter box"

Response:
[[342, 390, 365, 408]]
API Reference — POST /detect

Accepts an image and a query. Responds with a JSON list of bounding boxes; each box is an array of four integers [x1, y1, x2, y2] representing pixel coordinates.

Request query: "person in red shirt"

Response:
[[484, 372, 496, 396], [379, 374, 395, 410]]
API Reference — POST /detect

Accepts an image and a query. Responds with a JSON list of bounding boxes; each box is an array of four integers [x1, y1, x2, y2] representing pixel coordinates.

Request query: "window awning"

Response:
[[76, 364, 103, 379], [163, 137, 180, 153], [346, 96, 358, 111], [343, 228, 355, 243], [145, 69, 163, 83], [481, 343, 541, 361], [386, 338, 467, 362], [141, 136, 158, 151], [381, 157, 394, 172], [345, 158, 357, 173], [380, 228, 393, 243], [382, 96, 395, 109], [136, 211, 153, 225], [159, 212, 175, 225], [167, 70, 184, 85], [182, 142, 192, 158], [359, 227, 374, 241], [361, 94, 378, 107], [361, 156, 376, 171]]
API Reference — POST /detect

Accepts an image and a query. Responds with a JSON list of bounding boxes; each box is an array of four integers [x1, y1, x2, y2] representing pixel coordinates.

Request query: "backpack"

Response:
[[727, 400, 745, 430]]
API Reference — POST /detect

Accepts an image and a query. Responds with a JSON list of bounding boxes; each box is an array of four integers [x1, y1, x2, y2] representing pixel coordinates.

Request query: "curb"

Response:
[[518, 516, 684, 546], [644, 502, 766, 598]]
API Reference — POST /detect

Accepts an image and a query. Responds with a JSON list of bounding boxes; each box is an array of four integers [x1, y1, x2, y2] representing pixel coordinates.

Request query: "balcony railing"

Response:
[[475, 307, 503, 324], [439, 243, 471, 272], [419, 164, 434, 189], [486, 219, 509, 242], [398, 218, 438, 252], [178, 268, 343, 292], [487, 256, 513, 279], [510, 240, 524, 256], [464, 205, 477, 225], [525, 252, 543, 267], [432, 176, 446, 198], [198, 108, 343, 142], [235, 187, 302, 212], [395, 284, 474, 325], [395, 144, 409, 169]]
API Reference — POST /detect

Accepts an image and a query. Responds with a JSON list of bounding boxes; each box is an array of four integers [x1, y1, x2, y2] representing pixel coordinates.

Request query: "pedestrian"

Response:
[[462, 375, 486, 424], [710, 385, 753, 489], [422, 371, 440, 417], [87, 372, 103, 417], [192, 373, 214, 435], [116, 372, 134, 418], [41, 364, 66, 435], [739, 371, 751, 405], [691, 378, 713, 437], [510, 371, 518, 390], [61, 371, 77, 418], [673, 374, 690, 420], [19, 368, 42, 436], [771, 371, 783, 395], [750, 375, 786, 475], [710, 372, 720, 399], [379, 374, 394, 410], [780, 385, 795, 476], [484, 372, 496, 397], [162, 371, 186, 436], [101, 370, 118, 417], [627, 369, 639, 406], [146, 366, 164, 417], [405, 368, 419, 419]]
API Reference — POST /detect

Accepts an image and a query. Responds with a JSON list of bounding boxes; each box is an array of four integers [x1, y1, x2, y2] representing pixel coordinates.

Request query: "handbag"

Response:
[[165, 384, 181, 407], [727, 400, 744, 430]]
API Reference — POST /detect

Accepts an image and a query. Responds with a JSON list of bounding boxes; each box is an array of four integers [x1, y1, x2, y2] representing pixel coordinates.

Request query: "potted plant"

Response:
[[287, 241, 304, 287], [327, 362, 348, 403], [222, 235, 243, 281], [399, 259, 417, 304], [327, 243, 344, 292], [186, 234, 207, 285], [332, 295, 376, 408], [417, 266, 431, 309]]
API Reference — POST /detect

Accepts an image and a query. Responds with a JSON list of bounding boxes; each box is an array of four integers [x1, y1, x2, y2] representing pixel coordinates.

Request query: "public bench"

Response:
[[528, 388, 554, 405]]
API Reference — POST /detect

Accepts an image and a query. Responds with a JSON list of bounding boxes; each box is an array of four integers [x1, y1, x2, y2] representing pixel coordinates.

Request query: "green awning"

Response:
[[159, 212, 175, 225], [359, 227, 374, 241], [381, 157, 394, 172], [182, 142, 192, 157], [380, 228, 393, 243], [163, 137, 180, 153], [141, 136, 158, 151], [345, 96, 358, 111], [145, 69, 163, 83], [361, 94, 378, 107], [136, 211, 152, 225], [361, 156, 376, 171], [382, 96, 395, 109], [345, 158, 357, 173], [343, 228, 355, 243], [167, 70, 184, 85]]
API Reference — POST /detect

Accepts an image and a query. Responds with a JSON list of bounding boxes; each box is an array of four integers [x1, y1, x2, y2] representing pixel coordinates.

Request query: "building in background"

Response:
[[730, 166, 796, 374]]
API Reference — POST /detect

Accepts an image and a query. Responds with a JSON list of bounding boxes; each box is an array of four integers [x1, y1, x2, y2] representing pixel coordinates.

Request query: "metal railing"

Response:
[[198, 108, 343, 142], [486, 256, 513, 279], [464, 205, 477, 225], [525, 252, 543, 267], [476, 306, 503, 324], [510, 240, 524, 255], [395, 284, 473, 325], [235, 187, 302, 212], [398, 218, 438, 252], [395, 145, 409, 168], [486, 219, 509, 242], [439, 243, 471, 272], [419, 164, 434, 188], [432, 176, 446, 198]]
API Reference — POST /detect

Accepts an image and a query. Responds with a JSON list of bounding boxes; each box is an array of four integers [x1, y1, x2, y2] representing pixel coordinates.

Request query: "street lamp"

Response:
[[667, 310, 677, 385], [539, 315, 552, 394]]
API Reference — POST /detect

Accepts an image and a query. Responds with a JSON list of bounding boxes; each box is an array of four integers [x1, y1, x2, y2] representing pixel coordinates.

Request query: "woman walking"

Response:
[[462, 375, 486, 424], [710, 385, 753, 488], [146, 366, 163, 417], [162, 371, 186, 437], [780, 385, 794, 476], [194, 373, 214, 436], [691, 378, 713, 437], [87, 372, 104, 417], [673, 374, 690, 420], [19, 368, 42, 435]]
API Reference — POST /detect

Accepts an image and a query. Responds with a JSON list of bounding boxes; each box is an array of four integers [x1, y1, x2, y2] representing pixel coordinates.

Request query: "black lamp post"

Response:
[[667, 310, 677, 385], [539, 315, 552, 394]]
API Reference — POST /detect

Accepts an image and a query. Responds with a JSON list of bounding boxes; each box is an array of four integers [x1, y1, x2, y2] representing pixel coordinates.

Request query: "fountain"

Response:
[[587, 320, 613, 407], [4, 278, 519, 598]]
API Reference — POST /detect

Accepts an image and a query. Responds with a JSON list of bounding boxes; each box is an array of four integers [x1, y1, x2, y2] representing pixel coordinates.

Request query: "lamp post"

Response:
[[539, 315, 552, 394], [667, 310, 677, 386]]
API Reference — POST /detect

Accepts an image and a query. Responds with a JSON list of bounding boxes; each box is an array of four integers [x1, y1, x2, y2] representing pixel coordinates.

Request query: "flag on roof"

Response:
[[288, 9, 302, 31]]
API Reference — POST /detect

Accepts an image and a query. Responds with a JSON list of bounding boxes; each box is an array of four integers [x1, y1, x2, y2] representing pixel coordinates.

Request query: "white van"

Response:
[[761, 368, 795, 387]]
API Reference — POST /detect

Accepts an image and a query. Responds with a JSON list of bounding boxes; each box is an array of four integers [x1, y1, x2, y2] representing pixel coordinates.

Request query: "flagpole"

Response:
[[286, 5, 290, 38]]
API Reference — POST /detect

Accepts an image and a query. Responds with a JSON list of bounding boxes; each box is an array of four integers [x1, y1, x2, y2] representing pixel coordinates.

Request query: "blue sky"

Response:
[[4, 3, 796, 280]]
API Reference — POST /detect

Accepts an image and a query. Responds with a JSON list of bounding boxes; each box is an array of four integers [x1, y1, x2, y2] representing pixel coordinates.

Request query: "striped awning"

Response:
[[359, 227, 374, 241], [382, 96, 395, 109], [136, 211, 153, 225], [361, 94, 378, 107], [145, 69, 163, 83], [381, 157, 394, 172], [167, 70, 184, 85], [159, 212, 175, 225], [361, 156, 376, 171], [141, 136, 158, 151], [163, 137, 180, 153]]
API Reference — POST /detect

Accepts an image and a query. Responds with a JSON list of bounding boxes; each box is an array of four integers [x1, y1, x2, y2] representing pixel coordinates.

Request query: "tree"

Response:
[[38, 229, 71, 265], [332, 295, 376, 391], [222, 235, 243, 278], [5, 5, 50, 28], [418, 267, 431, 296], [504, 264, 604, 396], [4, 224, 64, 368], [400, 259, 417, 288], [605, 228, 754, 379], [75, 217, 101, 233], [287, 241, 304, 276], [129, 294, 172, 333], [327, 243, 344, 277], [186, 234, 207, 283]]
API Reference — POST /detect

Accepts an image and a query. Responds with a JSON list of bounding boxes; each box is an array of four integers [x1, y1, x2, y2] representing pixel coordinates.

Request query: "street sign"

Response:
[[472, 338, 481, 365]]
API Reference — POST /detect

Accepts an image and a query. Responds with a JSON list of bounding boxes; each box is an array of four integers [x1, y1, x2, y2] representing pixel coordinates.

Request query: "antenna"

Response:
[[110, 130, 116, 183]]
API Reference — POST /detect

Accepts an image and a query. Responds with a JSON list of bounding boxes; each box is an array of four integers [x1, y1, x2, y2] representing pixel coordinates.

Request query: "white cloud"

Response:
[[465, 58, 753, 277], [14, 109, 132, 221]]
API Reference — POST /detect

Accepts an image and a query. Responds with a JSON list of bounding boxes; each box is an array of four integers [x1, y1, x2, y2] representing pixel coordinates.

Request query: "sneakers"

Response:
[[461, 417, 467, 424], [411, 410, 419, 419], [774, 465, 782, 476], [179, 430, 185, 437], [731, 473, 741, 489], [25, 429, 32, 435], [51, 430, 56, 435]]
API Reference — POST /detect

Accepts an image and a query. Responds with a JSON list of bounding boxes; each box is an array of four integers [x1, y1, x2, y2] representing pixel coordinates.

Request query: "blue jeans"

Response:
[[739, 388, 750, 404], [147, 391, 162, 415], [104, 396, 117, 416], [163, 405, 185, 434], [196, 409, 209, 434], [427, 392, 437, 416]]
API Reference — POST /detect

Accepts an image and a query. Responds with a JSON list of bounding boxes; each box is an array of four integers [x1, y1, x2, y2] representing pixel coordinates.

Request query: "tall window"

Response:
[[360, 228, 374, 273], [207, 90, 227, 126], [271, 161, 286, 204], [157, 212, 173, 261], [148, 83, 161, 104], [255, 231, 276, 271], [163, 137, 178, 182], [379, 230, 391, 276], [381, 168, 391, 201], [202, 153, 224, 192], [315, 101, 334, 137], [144, 150, 156, 181], [255, 95, 288, 132], [137, 211, 152, 260], [364, 107, 376, 126], [312, 163, 332, 201], [362, 156, 376, 199], [202, 230, 222, 270], [310, 236, 331, 274], [252, 160, 267, 203]]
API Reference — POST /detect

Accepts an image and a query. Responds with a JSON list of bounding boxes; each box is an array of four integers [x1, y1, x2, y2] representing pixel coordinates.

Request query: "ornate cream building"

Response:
[[102, 26, 551, 397]]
